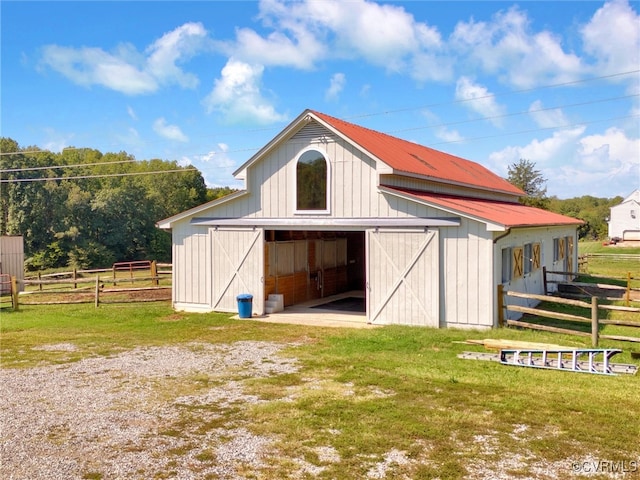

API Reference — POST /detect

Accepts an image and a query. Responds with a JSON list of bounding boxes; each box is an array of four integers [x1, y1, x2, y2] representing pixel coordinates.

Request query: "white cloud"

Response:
[[42, 127, 74, 153], [528, 100, 568, 128], [435, 127, 464, 143], [455, 77, 505, 126], [127, 106, 138, 121], [488, 127, 585, 179], [488, 126, 639, 198], [40, 45, 157, 95], [451, 7, 584, 88], [40, 23, 206, 95], [325, 73, 346, 101], [146, 22, 206, 89], [196, 144, 235, 168], [180, 143, 241, 187], [578, 127, 640, 177], [153, 117, 188, 142], [581, 0, 640, 76], [227, 0, 450, 82], [223, 26, 324, 70], [421, 108, 464, 143], [203, 58, 288, 124]]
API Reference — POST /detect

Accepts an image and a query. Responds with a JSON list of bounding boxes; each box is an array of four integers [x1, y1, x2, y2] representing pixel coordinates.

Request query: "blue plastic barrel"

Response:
[[237, 294, 253, 318]]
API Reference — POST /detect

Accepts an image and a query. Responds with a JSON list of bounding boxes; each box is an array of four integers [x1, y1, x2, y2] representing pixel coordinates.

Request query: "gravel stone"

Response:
[[1, 341, 298, 480]]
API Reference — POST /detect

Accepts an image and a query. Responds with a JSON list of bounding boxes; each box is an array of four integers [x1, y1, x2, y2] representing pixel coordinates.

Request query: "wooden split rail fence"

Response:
[[2, 261, 173, 310], [498, 285, 640, 347], [0, 273, 19, 310]]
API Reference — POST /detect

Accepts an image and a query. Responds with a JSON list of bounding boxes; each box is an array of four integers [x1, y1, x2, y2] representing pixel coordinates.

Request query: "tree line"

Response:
[[507, 158, 623, 241], [0, 142, 624, 271], [0, 138, 233, 270]]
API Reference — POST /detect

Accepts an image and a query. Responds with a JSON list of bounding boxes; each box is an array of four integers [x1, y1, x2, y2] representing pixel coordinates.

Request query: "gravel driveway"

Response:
[[1, 341, 299, 479]]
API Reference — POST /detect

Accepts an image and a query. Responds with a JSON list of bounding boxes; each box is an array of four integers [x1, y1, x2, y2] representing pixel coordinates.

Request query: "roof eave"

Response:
[[379, 186, 507, 231], [156, 189, 249, 229], [387, 170, 525, 197]]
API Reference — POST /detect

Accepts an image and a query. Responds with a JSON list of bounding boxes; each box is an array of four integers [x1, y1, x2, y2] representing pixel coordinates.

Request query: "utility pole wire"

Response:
[[1, 69, 638, 157], [0, 168, 199, 183], [0, 159, 140, 173]]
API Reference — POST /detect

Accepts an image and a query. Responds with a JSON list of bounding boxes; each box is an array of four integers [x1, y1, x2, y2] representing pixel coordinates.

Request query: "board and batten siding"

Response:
[[205, 122, 380, 219], [0, 236, 24, 292], [172, 224, 211, 311], [381, 192, 496, 328], [441, 218, 495, 329], [494, 226, 578, 323], [367, 228, 439, 326], [210, 228, 264, 315]]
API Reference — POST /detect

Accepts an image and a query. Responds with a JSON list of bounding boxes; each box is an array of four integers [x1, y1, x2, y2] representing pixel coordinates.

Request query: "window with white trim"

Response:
[[296, 149, 329, 212]]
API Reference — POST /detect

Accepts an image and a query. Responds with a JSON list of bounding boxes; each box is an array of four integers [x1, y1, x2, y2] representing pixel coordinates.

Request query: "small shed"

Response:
[[608, 190, 640, 241], [158, 109, 582, 328], [0, 236, 24, 292]]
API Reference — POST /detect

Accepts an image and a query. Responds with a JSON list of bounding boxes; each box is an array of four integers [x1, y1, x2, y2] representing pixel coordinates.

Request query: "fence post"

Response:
[[626, 272, 631, 307], [73, 268, 77, 289], [591, 296, 598, 348], [38, 271, 42, 291], [11, 276, 19, 311], [95, 275, 100, 308], [151, 260, 158, 287], [542, 266, 548, 295], [113, 265, 117, 287], [497, 284, 504, 327]]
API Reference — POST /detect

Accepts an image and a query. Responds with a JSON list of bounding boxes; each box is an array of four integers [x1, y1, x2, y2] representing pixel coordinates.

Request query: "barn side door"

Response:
[[366, 229, 439, 326], [211, 227, 264, 314]]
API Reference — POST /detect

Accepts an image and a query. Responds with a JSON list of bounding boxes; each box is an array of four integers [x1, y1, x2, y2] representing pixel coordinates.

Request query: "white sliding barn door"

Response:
[[211, 228, 264, 314], [366, 229, 439, 326]]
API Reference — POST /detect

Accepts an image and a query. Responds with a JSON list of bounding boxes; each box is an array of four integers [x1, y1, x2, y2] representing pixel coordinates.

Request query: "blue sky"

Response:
[[2, 0, 639, 199]]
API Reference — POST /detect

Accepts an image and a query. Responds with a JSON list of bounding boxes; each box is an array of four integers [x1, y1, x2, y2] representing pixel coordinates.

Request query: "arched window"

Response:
[[296, 149, 329, 211]]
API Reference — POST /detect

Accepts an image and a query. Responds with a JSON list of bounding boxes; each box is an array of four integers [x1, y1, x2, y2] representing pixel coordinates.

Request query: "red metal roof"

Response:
[[385, 187, 583, 228], [311, 110, 525, 196]]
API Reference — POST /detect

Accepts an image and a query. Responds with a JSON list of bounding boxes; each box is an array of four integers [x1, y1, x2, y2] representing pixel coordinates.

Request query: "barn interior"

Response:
[[264, 230, 365, 312]]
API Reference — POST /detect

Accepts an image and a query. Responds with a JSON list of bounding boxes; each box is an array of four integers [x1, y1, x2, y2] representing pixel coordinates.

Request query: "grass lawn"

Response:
[[2, 299, 639, 479]]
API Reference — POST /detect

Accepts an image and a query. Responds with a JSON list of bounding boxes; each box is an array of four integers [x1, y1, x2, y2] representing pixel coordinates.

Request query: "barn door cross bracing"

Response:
[[211, 228, 264, 314], [367, 229, 439, 326]]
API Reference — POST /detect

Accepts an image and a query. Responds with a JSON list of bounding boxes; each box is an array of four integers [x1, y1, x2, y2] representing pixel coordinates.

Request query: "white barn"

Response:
[[158, 110, 582, 328], [608, 190, 640, 241]]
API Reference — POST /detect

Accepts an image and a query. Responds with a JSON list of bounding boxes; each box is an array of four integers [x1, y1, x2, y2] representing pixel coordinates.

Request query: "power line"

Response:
[[0, 168, 199, 184], [0, 159, 139, 174], [2, 93, 637, 173], [1, 69, 638, 159], [424, 113, 640, 147], [390, 93, 639, 135], [347, 69, 640, 121]]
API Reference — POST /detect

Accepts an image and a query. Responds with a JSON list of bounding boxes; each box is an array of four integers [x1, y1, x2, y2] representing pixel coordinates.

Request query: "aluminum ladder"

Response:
[[458, 349, 637, 375], [499, 348, 636, 375]]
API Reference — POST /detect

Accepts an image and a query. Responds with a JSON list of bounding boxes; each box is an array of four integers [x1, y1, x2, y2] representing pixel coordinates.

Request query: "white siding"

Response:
[[165, 118, 579, 329], [201, 122, 380, 220], [211, 228, 264, 314], [172, 224, 210, 310], [367, 229, 439, 326], [0, 236, 24, 292], [608, 196, 640, 239], [441, 219, 495, 329], [494, 226, 578, 322]]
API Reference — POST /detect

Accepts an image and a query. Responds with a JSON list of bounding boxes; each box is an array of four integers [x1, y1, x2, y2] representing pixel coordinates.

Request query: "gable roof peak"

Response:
[[308, 110, 524, 196]]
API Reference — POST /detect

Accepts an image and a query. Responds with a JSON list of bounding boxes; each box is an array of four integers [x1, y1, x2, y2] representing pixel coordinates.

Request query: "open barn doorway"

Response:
[[264, 230, 365, 313]]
